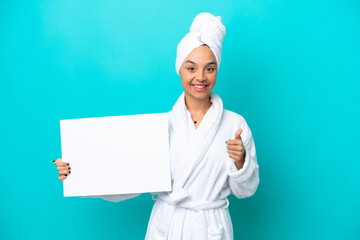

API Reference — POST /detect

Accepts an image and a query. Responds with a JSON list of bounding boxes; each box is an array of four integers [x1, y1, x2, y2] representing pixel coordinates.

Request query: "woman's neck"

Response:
[[184, 93, 212, 114]]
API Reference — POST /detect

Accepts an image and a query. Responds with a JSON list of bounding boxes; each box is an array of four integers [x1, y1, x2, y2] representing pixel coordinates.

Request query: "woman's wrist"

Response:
[[235, 152, 246, 170]]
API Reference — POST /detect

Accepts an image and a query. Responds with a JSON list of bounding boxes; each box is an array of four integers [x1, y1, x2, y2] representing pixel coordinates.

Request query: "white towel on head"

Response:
[[175, 12, 226, 76]]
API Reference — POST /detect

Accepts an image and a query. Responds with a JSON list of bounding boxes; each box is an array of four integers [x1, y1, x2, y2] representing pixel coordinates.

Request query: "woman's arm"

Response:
[[226, 122, 260, 199]]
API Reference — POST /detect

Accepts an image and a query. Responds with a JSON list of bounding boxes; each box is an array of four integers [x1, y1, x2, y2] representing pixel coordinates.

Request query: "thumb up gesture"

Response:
[[226, 128, 246, 169]]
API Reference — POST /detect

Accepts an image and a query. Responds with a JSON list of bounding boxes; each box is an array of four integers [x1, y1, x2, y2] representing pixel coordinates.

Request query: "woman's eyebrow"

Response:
[[185, 60, 196, 64], [184, 60, 217, 65]]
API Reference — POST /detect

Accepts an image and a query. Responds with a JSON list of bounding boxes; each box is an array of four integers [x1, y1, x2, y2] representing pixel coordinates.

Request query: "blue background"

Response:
[[1, 0, 359, 239]]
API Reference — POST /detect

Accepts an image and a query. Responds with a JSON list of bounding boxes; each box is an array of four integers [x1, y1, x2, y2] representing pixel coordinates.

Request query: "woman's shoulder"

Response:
[[223, 109, 247, 124], [222, 109, 254, 143]]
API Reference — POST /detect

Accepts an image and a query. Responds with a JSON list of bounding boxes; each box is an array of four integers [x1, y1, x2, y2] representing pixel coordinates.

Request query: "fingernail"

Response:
[[67, 163, 69, 166], [225, 141, 228, 144], [68, 167, 70, 170], [69, 171, 71, 174], [65, 174, 68, 176], [52, 160, 56, 162]]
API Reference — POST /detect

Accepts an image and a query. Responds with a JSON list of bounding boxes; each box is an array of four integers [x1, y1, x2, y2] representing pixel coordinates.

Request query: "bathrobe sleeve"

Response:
[[226, 119, 259, 199], [80, 193, 141, 202]]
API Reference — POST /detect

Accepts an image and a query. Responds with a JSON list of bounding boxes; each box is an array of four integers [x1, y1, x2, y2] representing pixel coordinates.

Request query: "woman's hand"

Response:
[[226, 128, 246, 170], [53, 158, 71, 181]]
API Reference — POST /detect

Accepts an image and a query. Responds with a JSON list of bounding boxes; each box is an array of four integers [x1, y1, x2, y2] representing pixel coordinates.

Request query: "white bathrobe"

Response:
[[90, 92, 259, 240]]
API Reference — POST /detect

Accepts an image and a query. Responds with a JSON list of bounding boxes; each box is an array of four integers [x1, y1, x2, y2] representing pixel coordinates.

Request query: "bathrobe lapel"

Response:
[[167, 92, 223, 201]]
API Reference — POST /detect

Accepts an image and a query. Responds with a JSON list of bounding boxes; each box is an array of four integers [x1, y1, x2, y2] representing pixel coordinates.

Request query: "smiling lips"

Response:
[[192, 84, 208, 92]]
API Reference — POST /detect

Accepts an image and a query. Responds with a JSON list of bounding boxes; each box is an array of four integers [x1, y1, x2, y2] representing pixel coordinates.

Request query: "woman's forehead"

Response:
[[184, 46, 217, 64]]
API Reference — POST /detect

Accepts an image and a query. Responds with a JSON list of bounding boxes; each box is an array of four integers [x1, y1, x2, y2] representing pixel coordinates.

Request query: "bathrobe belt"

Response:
[[153, 188, 230, 211], [152, 188, 229, 239]]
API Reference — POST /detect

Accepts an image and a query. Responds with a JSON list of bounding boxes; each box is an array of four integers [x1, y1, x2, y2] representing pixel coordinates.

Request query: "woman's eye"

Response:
[[187, 67, 195, 71], [207, 68, 215, 72]]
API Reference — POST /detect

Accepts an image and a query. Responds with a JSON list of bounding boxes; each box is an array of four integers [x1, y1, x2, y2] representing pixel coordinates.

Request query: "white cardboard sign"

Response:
[[60, 113, 171, 197]]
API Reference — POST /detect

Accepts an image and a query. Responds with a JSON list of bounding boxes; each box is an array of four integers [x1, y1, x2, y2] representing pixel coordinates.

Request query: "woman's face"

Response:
[[179, 45, 218, 102]]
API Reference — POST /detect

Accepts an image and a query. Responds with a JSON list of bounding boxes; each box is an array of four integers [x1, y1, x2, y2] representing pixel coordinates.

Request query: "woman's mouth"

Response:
[[192, 84, 208, 92]]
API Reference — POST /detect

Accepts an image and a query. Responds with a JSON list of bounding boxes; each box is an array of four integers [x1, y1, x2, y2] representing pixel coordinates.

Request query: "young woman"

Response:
[[53, 12, 259, 240]]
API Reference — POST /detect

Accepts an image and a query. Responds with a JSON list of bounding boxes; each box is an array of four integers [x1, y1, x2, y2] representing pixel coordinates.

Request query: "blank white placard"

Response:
[[60, 113, 171, 197]]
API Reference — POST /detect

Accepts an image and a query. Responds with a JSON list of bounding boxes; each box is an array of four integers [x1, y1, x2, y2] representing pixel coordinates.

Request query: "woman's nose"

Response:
[[196, 71, 206, 82]]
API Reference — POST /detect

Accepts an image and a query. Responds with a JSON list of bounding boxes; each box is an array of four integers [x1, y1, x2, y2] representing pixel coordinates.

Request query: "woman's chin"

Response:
[[186, 91, 211, 101]]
